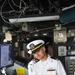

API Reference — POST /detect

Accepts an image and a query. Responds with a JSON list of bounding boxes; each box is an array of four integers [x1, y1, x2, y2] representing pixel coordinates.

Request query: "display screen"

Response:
[[0, 44, 14, 69]]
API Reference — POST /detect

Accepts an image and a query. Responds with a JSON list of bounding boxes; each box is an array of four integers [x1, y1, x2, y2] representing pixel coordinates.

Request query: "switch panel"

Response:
[[58, 46, 67, 56]]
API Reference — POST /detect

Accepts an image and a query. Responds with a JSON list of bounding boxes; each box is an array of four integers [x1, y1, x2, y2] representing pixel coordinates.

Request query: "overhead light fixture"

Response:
[[9, 15, 60, 23]]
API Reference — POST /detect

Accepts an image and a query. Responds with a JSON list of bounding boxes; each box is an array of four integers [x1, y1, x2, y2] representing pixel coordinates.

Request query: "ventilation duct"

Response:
[[60, 6, 75, 23]]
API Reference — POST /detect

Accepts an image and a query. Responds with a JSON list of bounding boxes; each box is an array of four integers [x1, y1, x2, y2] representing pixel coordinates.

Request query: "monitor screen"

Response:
[[0, 44, 14, 69]]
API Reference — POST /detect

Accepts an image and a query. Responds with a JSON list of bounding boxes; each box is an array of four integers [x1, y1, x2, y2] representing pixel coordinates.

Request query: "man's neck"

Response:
[[41, 54, 48, 62]]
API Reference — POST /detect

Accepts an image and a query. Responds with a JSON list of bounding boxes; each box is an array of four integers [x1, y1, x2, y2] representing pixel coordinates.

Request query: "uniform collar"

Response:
[[46, 54, 53, 63], [40, 54, 51, 63]]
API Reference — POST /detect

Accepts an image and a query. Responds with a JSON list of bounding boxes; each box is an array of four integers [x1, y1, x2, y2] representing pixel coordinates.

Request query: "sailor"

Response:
[[27, 39, 67, 75], [27, 43, 39, 75]]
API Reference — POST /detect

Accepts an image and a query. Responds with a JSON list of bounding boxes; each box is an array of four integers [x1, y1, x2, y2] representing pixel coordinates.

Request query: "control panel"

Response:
[[65, 56, 75, 75]]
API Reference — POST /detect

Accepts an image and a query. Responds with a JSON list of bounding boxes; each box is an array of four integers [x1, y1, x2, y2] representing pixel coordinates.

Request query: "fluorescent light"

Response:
[[43, 33, 48, 36], [9, 15, 60, 23], [34, 34, 39, 36]]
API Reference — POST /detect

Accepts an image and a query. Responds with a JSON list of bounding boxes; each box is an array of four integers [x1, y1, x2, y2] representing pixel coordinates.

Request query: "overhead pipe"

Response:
[[60, 6, 75, 23]]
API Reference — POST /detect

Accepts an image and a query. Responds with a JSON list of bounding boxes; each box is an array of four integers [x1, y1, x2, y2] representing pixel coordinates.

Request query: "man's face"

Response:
[[32, 46, 46, 60]]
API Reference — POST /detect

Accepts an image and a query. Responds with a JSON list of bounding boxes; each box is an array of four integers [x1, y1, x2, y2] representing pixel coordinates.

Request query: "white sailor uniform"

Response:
[[28, 59, 37, 75], [32, 55, 67, 75]]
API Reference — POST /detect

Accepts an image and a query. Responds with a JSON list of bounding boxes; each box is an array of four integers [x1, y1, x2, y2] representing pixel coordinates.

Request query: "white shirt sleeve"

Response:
[[28, 64, 33, 75], [32, 67, 38, 75], [28, 60, 34, 75], [56, 60, 67, 75]]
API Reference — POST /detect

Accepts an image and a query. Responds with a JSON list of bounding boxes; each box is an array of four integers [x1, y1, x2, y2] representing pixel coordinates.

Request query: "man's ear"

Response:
[[42, 46, 46, 52]]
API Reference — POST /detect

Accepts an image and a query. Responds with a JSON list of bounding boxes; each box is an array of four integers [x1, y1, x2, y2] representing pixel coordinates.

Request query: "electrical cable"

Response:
[[30, 26, 54, 33], [47, 0, 61, 13], [0, 0, 12, 24], [29, 0, 43, 12], [9, 6, 28, 23], [0, 0, 15, 25], [11, 0, 22, 8], [0, 0, 29, 24], [8, 0, 15, 11], [11, 0, 29, 8]]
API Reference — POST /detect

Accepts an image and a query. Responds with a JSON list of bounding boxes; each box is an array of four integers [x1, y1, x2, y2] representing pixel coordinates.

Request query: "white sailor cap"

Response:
[[27, 39, 45, 54]]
